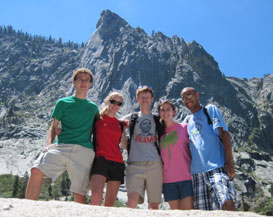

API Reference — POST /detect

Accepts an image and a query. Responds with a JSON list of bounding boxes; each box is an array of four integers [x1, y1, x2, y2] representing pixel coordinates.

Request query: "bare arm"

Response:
[[120, 129, 128, 150], [91, 113, 100, 135], [219, 127, 235, 178], [45, 118, 59, 149]]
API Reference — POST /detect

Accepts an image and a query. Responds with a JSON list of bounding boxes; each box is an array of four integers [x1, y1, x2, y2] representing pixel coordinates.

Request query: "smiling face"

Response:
[[159, 102, 176, 124], [181, 87, 201, 113], [107, 95, 123, 116]]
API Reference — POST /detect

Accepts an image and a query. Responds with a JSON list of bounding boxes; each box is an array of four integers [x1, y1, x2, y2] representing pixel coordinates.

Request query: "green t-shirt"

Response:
[[51, 96, 99, 149]]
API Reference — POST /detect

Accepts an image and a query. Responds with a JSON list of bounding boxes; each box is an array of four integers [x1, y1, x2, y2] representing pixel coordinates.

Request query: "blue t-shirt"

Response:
[[186, 104, 228, 174]]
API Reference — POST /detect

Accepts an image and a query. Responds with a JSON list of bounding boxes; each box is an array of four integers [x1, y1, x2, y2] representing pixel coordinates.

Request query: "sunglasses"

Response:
[[138, 85, 152, 90], [109, 99, 123, 106]]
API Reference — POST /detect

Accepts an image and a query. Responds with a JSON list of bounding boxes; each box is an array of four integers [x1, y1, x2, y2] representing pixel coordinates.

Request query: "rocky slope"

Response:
[[0, 198, 263, 217], [0, 10, 272, 211]]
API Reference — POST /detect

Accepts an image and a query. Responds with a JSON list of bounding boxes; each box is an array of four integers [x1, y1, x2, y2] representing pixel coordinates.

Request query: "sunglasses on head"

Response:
[[109, 99, 123, 106], [138, 85, 152, 90]]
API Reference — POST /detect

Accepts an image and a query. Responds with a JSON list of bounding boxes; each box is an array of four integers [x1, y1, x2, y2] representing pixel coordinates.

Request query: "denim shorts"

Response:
[[163, 180, 193, 202]]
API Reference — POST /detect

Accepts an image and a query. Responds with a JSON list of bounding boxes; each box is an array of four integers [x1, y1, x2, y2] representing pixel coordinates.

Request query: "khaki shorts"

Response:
[[33, 143, 95, 196], [126, 161, 163, 204]]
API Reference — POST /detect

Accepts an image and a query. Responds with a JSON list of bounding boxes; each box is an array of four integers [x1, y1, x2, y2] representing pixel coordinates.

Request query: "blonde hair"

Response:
[[100, 92, 123, 118], [72, 68, 94, 83], [136, 86, 153, 98]]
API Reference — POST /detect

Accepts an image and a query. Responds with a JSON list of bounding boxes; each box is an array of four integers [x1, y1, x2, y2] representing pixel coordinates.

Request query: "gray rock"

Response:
[[0, 10, 272, 212]]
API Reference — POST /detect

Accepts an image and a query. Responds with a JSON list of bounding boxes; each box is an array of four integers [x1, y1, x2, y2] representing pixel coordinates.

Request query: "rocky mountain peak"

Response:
[[0, 11, 272, 213], [95, 10, 130, 39]]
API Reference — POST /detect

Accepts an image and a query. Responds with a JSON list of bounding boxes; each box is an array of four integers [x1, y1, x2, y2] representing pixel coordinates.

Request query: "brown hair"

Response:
[[157, 99, 176, 114], [136, 86, 154, 98], [100, 92, 123, 118], [72, 68, 94, 83], [157, 99, 176, 135]]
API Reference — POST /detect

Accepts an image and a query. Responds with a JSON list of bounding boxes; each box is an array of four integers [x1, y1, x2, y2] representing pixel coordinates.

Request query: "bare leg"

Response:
[[104, 181, 121, 207], [168, 200, 180, 210], [180, 196, 194, 210], [74, 192, 86, 204], [148, 202, 159, 209], [25, 168, 44, 200], [222, 199, 236, 211], [127, 192, 139, 208], [90, 174, 107, 206]]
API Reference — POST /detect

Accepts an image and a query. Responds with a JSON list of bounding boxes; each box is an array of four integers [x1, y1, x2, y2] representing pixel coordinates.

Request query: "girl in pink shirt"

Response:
[[158, 100, 193, 210]]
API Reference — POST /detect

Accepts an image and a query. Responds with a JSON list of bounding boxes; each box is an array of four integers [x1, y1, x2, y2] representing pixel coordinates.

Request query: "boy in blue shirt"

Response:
[[181, 87, 236, 211]]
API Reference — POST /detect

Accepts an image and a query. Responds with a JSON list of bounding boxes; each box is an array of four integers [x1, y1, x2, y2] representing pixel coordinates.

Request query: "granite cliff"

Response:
[[0, 10, 272, 212]]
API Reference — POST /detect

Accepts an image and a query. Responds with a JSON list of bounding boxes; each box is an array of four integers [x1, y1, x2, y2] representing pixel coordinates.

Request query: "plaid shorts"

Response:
[[192, 167, 236, 210]]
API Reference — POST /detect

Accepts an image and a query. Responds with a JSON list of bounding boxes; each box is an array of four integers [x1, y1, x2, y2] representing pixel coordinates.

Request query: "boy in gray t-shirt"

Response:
[[124, 86, 162, 209]]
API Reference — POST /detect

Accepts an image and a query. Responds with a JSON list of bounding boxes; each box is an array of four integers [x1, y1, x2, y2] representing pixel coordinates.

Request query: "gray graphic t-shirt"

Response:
[[124, 112, 161, 163]]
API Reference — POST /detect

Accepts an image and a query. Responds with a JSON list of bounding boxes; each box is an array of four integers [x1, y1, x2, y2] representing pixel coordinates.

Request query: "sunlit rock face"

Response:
[[0, 10, 272, 210]]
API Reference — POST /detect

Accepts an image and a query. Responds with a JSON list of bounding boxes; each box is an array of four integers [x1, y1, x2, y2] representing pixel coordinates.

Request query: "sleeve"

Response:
[[51, 99, 63, 121], [207, 104, 228, 133], [122, 120, 128, 127], [94, 105, 99, 115], [181, 122, 189, 144]]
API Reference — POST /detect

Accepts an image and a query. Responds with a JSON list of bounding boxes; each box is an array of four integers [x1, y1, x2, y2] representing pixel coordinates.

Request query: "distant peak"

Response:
[[189, 40, 203, 49], [96, 9, 128, 29]]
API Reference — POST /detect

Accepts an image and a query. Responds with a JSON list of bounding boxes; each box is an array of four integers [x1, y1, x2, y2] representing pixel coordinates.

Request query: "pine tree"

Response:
[[52, 184, 61, 200], [73, 43, 79, 50], [61, 172, 71, 197], [48, 184, 52, 197], [57, 37, 63, 47], [12, 175, 19, 197], [17, 172, 29, 198]]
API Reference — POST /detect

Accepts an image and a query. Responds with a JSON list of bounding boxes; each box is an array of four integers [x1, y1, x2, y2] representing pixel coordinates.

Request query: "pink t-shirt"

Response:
[[160, 122, 191, 183]]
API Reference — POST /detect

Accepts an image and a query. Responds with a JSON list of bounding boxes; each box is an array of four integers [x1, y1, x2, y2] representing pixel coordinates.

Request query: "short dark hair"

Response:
[[181, 87, 197, 96], [72, 68, 94, 83]]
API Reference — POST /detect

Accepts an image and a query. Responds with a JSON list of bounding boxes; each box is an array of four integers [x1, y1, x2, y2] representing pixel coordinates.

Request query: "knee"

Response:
[[30, 168, 44, 179], [91, 187, 104, 195], [222, 200, 236, 211]]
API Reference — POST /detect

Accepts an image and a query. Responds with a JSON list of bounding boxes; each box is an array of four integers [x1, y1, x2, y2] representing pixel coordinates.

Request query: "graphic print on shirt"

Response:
[[189, 122, 203, 141], [161, 131, 178, 159], [213, 117, 220, 125], [134, 119, 157, 144]]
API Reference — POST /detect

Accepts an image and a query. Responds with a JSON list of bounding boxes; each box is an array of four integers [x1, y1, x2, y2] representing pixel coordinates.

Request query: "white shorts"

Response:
[[33, 143, 95, 196]]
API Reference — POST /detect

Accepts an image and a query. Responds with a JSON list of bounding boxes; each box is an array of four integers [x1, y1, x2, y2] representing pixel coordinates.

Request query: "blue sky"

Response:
[[0, 0, 272, 79]]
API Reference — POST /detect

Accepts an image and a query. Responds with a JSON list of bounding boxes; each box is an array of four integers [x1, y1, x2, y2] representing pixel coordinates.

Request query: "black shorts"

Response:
[[91, 156, 125, 184]]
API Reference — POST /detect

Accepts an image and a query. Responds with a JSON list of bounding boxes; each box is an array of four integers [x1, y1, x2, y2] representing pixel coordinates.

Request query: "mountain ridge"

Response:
[[0, 9, 272, 212]]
